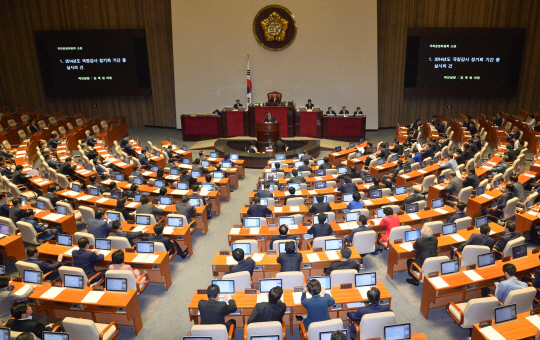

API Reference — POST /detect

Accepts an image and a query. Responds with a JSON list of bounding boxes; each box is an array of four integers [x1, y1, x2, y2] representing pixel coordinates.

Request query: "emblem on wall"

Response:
[[253, 5, 297, 51]]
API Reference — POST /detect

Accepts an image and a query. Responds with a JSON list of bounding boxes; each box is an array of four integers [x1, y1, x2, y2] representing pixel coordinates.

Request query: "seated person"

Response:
[[95, 157, 112, 180], [369, 177, 386, 190], [88, 208, 113, 239], [453, 224, 495, 259], [248, 142, 259, 153], [402, 187, 424, 210], [6, 304, 63, 339], [346, 215, 373, 245], [247, 196, 272, 217], [337, 176, 357, 194], [347, 191, 364, 211], [309, 194, 332, 214], [347, 287, 391, 340], [227, 248, 255, 276], [191, 184, 212, 219], [203, 174, 220, 192], [270, 224, 296, 250], [21, 210, 59, 241], [288, 169, 306, 183], [88, 175, 104, 194], [175, 195, 196, 223], [131, 165, 147, 184], [307, 213, 332, 238], [23, 246, 63, 282], [382, 160, 404, 186], [284, 187, 303, 205], [326, 107, 336, 116], [135, 195, 164, 220], [179, 169, 196, 188], [277, 240, 302, 272], [447, 202, 468, 223], [301, 279, 335, 330], [199, 284, 237, 331], [247, 286, 286, 324], [379, 207, 400, 243], [137, 149, 151, 170], [109, 220, 144, 246], [297, 159, 312, 173], [72, 237, 105, 284], [494, 263, 528, 302], [318, 157, 332, 170], [254, 182, 273, 198], [487, 184, 514, 222], [145, 223, 189, 258], [324, 247, 358, 275], [406, 226, 438, 286], [116, 197, 133, 221], [0, 275, 34, 323], [109, 249, 147, 285], [493, 221, 521, 256]]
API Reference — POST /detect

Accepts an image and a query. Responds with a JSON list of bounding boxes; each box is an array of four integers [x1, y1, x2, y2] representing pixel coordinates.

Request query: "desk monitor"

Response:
[[230, 154, 239, 161], [211, 279, 235, 294], [404, 166, 412, 174], [133, 177, 143, 185], [526, 200, 535, 211], [154, 180, 166, 188], [267, 184, 275, 192], [278, 216, 295, 226], [0, 266, 5, 275], [265, 172, 277, 180], [232, 243, 251, 255], [312, 214, 328, 224], [134, 194, 142, 202], [71, 182, 81, 192], [252, 336, 279, 340], [405, 230, 421, 242], [369, 190, 382, 199], [189, 198, 201, 207], [308, 276, 331, 290], [403, 149, 410, 155], [440, 259, 460, 275], [325, 239, 343, 251], [391, 154, 399, 162], [335, 146, 342, 152], [314, 181, 327, 189], [182, 158, 191, 165], [210, 152, 218, 158], [432, 198, 444, 209], [320, 330, 347, 340], [276, 154, 286, 161], [167, 168, 179, 176], [191, 170, 203, 179], [337, 166, 347, 174], [476, 186, 485, 196], [136, 241, 155, 254], [221, 162, 232, 169], [405, 203, 419, 213], [278, 241, 298, 253], [136, 215, 151, 225], [21, 196, 28, 207], [64, 274, 84, 289], [0, 328, 9, 340], [433, 156, 439, 164], [167, 216, 183, 227], [495, 304, 517, 324], [317, 159, 325, 166], [110, 191, 122, 200], [512, 244, 527, 259], [478, 252, 495, 268], [124, 157, 131, 165], [152, 165, 160, 172], [89, 187, 100, 196], [95, 238, 112, 250], [363, 175, 374, 183], [107, 211, 121, 221], [372, 147, 377, 153], [106, 277, 128, 292], [475, 215, 489, 228], [160, 196, 173, 205], [115, 173, 124, 182], [201, 160, 211, 167], [294, 161, 303, 168], [43, 332, 69, 340], [260, 198, 268, 206], [24, 270, 42, 284], [420, 161, 427, 169], [355, 272, 376, 287], [154, 151, 160, 157], [57, 234, 72, 247], [315, 169, 326, 176], [182, 145, 187, 151], [349, 142, 355, 149], [393, 186, 406, 197], [377, 158, 385, 166], [201, 183, 214, 192], [259, 278, 282, 293], [342, 193, 353, 202], [442, 223, 457, 235], [244, 217, 261, 228], [376, 208, 384, 219], [346, 212, 358, 222], [384, 323, 411, 340], [213, 171, 225, 179], [36, 200, 46, 210], [493, 179, 500, 189], [355, 152, 362, 158], [288, 183, 301, 191], [437, 175, 445, 184], [0, 224, 11, 236], [177, 182, 189, 190]]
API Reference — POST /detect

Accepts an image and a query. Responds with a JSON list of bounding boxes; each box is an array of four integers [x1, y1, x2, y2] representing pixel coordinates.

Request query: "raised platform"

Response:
[[214, 138, 320, 168]]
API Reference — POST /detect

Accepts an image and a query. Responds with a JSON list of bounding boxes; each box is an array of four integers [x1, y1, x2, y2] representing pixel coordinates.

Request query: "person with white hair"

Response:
[[406, 225, 438, 286]]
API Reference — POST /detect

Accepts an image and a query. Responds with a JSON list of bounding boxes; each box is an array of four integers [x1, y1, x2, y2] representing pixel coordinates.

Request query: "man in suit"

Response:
[[283, 187, 303, 205], [421, 142, 435, 160], [404, 154, 416, 167], [84, 146, 98, 162], [94, 157, 111, 180], [0, 193, 10, 217], [378, 143, 391, 162], [505, 144, 517, 163], [510, 175, 526, 202], [46, 134, 61, 150], [390, 141, 404, 156], [439, 155, 458, 171], [494, 112, 504, 126], [462, 167, 479, 190], [6, 304, 61, 339], [326, 107, 337, 116], [297, 159, 312, 173], [515, 140, 525, 156], [488, 184, 515, 222], [180, 169, 197, 188], [58, 157, 77, 178], [263, 173, 280, 190], [191, 158, 208, 174], [268, 93, 280, 104], [23, 246, 63, 281], [276, 138, 287, 152], [109, 220, 143, 246], [305, 99, 314, 109], [277, 240, 303, 272], [309, 194, 332, 214], [383, 160, 403, 187], [87, 208, 113, 240], [264, 112, 276, 123], [338, 165, 361, 179], [254, 183, 273, 198], [228, 248, 256, 276], [137, 149, 151, 170], [408, 118, 422, 133], [119, 134, 130, 149], [247, 197, 272, 218], [123, 140, 135, 157], [288, 169, 306, 183], [493, 221, 521, 256], [72, 237, 105, 284], [191, 184, 212, 219], [494, 263, 528, 302], [28, 121, 39, 134], [175, 195, 196, 223], [369, 177, 386, 191], [12, 165, 31, 186], [318, 157, 332, 170], [346, 215, 373, 245], [402, 187, 424, 210], [489, 155, 510, 176], [347, 287, 391, 340], [324, 247, 359, 276], [468, 138, 479, 154], [199, 284, 237, 331], [442, 171, 463, 202], [247, 286, 287, 324], [86, 132, 97, 147], [9, 198, 26, 224], [307, 213, 333, 238], [0, 162, 13, 179], [44, 152, 61, 170], [506, 125, 521, 143], [136, 195, 163, 220], [248, 142, 259, 153], [145, 223, 188, 258], [447, 202, 468, 223], [337, 176, 357, 194], [233, 99, 243, 109], [406, 226, 438, 286], [473, 134, 482, 150], [455, 224, 495, 255], [339, 106, 349, 116], [87, 175, 104, 195], [21, 210, 58, 241], [270, 225, 296, 250]]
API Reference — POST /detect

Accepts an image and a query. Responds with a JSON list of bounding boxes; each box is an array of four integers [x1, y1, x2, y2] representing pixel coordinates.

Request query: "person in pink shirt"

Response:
[[379, 207, 400, 243], [108, 250, 147, 285]]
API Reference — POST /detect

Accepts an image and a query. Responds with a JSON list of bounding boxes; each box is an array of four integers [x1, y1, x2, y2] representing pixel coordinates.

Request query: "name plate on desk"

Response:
[[394, 239, 403, 244], [466, 264, 477, 270], [533, 248, 540, 254], [267, 250, 277, 255], [197, 289, 207, 295], [502, 256, 511, 262], [245, 289, 257, 294], [220, 251, 230, 256], [428, 272, 439, 278], [340, 283, 352, 289], [125, 248, 135, 253], [313, 248, 323, 252], [294, 287, 304, 292], [48, 240, 57, 244], [92, 286, 104, 291]]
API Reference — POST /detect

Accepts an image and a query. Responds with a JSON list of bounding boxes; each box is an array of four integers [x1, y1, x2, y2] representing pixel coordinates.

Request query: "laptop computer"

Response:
[[442, 223, 457, 235], [308, 276, 331, 290], [316, 159, 325, 166], [134, 194, 142, 202], [512, 244, 527, 259], [64, 274, 84, 289], [133, 177, 143, 185], [363, 175, 374, 183], [495, 304, 517, 324], [325, 239, 343, 251], [183, 337, 210, 340], [276, 154, 286, 161], [440, 259, 460, 275], [384, 323, 411, 340], [376, 208, 384, 219], [154, 180, 166, 188], [432, 198, 444, 209], [244, 217, 261, 228], [315, 169, 326, 176], [478, 252, 495, 268], [474, 215, 489, 228], [210, 152, 218, 158], [167, 216, 183, 227], [355, 272, 376, 287], [136, 215, 151, 225], [476, 186, 485, 196], [106, 277, 128, 292], [24, 270, 42, 284], [230, 154, 239, 160], [115, 174, 124, 182], [177, 182, 189, 190], [0, 266, 4, 275], [110, 191, 122, 200], [404, 230, 421, 242], [259, 278, 282, 293], [213, 171, 225, 179], [232, 243, 251, 255], [0, 224, 10, 236], [57, 234, 72, 247], [337, 166, 347, 174], [36, 200, 46, 210], [182, 158, 191, 164], [136, 241, 155, 253], [288, 183, 301, 191], [95, 239, 112, 250], [89, 187, 100, 196]]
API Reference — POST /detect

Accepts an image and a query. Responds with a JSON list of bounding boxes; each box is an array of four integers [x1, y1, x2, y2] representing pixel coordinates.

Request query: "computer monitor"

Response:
[[395, 185, 407, 195], [314, 181, 327, 189], [372, 147, 377, 153], [115, 173, 124, 181], [384, 323, 411, 340], [526, 200, 535, 211], [0, 266, 4, 275], [0, 328, 9, 340], [276, 154, 286, 161], [107, 211, 121, 221], [189, 198, 201, 207], [432, 198, 444, 209], [258, 198, 268, 207], [160, 196, 173, 205], [494, 304, 517, 324], [278, 241, 298, 253], [244, 217, 261, 228], [391, 154, 399, 161], [177, 182, 189, 190], [478, 252, 495, 268], [361, 176, 373, 184], [182, 145, 187, 151], [201, 160, 210, 167], [319, 330, 347, 340], [337, 166, 347, 174], [232, 243, 251, 255], [64, 274, 84, 289], [230, 154, 239, 160], [308, 276, 331, 290], [278, 216, 295, 226], [475, 215, 489, 228], [376, 208, 384, 219], [315, 169, 326, 176], [211, 279, 235, 294], [404, 203, 419, 213], [420, 161, 426, 169], [154, 180, 166, 188], [0, 224, 10, 236], [106, 278, 128, 292], [95, 239, 111, 250], [136, 241, 155, 253], [259, 278, 282, 293], [152, 165, 160, 172], [43, 332, 69, 340], [476, 186, 485, 196], [201, 183, 214, 192], [335, 146, 342, 152], [288, 183, 301, 191], [23, 270, 42, 284], [405, 229, 421, 242], [87, 164, 93, 171], [325, 239, 343, 251], [154, 151, 160, 157], [167, 216, 183, 227], [437, 175, 445, 184], [346, 212, 358, 222], [57, 234, 72, 247], [404, 166, 412, 174], [493, 179, 500, 189], [312, 214, 329, 224], [210, 152, 218, 158], [349, 142, 355, 148], [191, 170, 202, 178], [110, 191, 122, 200], [316, 159, 325, 166], [442, 223, 457, 235], [221, 162, 232, 169], [433, 156, 439, 163], [182, 158, 191, 164], [134, 194, 142, 202], [89, 187, 99, 196], [440, 260, 460, 275], [443, 151, 448, 159], [294, 161, 303, 168], [355, 272, 376, 287], [341, 193, 352, 202], [377, 158, 385, 165], [512, 244, 527, 259], [213, 171, 225, 179], [355, 152, 362, 158], [21, 196, 28, 207], [133, 177, 143, 185], [404, 150, 410, 155], [369, 190, 382, 199], [136, 215, 151, 225], [36, 200, 46, 210]]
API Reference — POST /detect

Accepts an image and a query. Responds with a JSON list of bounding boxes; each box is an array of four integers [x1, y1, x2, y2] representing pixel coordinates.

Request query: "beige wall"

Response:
[[171, 0, 378, 130]]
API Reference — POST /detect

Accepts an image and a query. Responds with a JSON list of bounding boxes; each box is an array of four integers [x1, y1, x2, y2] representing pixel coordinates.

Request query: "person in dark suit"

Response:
[[383, 160, 404, 187], [28, 122, 39, 134], [447, 202, 468, 223], [191, 184, 212, 219], [324, 247, 359, 276], [347, 287, 391, 339], [277, 240, 302, 272], [268, 93, 280, 104], [505, 144, 517, 163], [283, 187, 303, 205], [509, 175, 526, 202], [353, 107, 364, 116], [369, 177, 386, 191], [86, 132, 97, 148], [390, 141, 404, 156], [378, 144, 391, 162], [318, 157, 332, 170], [247, 197, 272, 217], [175, 195, 196, 223], [487, 184, 514, 222], [288, 170, 306, 184], [44, 152, 61, 170], [337, 176, 357, 194], [506, 125, 520, 143], [270, 225, 296, 250], [264, 112, 276, 123], [87, 175, 104, 195], [493, 221, 521, 256], [138, 149, 151, 170], [494, 112, 504, 126], [489, 155, 510, 177], [462, 167, 479, 190], [12, 165, 31, 186], [115, 198, 133, 221], [346, 215, 373, 245], [109, 220, 143, 246], [248, 142, 259, 153], [326, 107, 337, 116], [46, 134, 61, 150], [145, 223, 188, 258], [254, 183, 273, 198], [301, 279, 335, 330], [309, 194, 332, 214], [406, 225, 438, 286], [0, 193, 10, 218], [191, 158, 208, 174], [58, 157, 77, 178], [72, 237, 105, 284], [262, 173, 280, 190], [9, 198, 26, 224], [305, 99, 314, 109], [23, 246, 63, 282], [0, 275, 35, 324], [247, 286, 286, 324], [442, 171, 463, 202], [180, 169, 196, 188], [6, 304, 61, 339], [119, 134, 130, 149], [228, 248, 256, 276], [95, 158, 111, 180], [0, 162, 13, 179], [135, 195, 163, 220], [408, 118, 422, 133], [455, 224, 495, 254], [297, 159, 312, 173], [275, 138, 287, 152], [308, 213, 333, 238], [21, 210, 58, 241], [123, 140, 135, 157], [87, 208, 113, 239], [467, 138, 478, 155], [199, 284, 237, 331], [339, 106, 349, 116], [421, 142, 434, 160], [338, 165, 361, 179], [233, 99, 243, 109]]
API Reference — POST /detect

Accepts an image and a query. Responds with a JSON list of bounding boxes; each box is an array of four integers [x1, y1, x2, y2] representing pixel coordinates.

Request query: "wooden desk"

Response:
[[466, 189, 503, 218], [396, 164, 440, 187], [34, 209, 78, 235], [471, 311, 540, 340], [0, 235, 26, 262], [328, 142, 367, 166], [160, 141, 193, 161]]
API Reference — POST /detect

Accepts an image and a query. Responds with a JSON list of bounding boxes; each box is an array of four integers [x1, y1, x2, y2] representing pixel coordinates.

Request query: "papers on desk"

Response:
[[434, 208, 447, 214], [249, 228, 260, 235], [357, 286, 375, 299], [274, 207, 283, 213], [64, 190, 79, 197], [14, 284, 32, 296], [463, 269, 484, 281], [125, 202, 138, 208], [401, 175, 410, 179], [166, 175, 177, 180], [363, 184, 372, 189], [478, 326, 506, 340], [0, 234, 5, 239], [418, 170, 427, 174], [132, 254, 159, 263], [387, 196, 398, 202], [525, 173, 536, 178], [428, 276, 449, 289], [64, 247, 79, 255], [326, 250, 339, 260], [482, 166, 493, 170], [376, 166, 384, 169], [34, 209, 44, 214], [77, 195, 94, 201], [81, 291, 105, 304], [226, 256, 238, 265], [43, 213, 64, 221], [480, 194, 494, 199], [347, 302, 366, 308], [132, 225, 147, 232], [308, 190, 318, 195], [339, 222, 357, 230], [289, 206, 300, 212], [153, 189, 161, 194], [331, 153, 339, 156], [164, 227, 176, 235], [408, 213, 420, 220], [172, 189, 188, 195], [212, 178, 222, 183], [450, 234, 466, 242], [252, 253, 265, 262], [306, 253, 321, 262], [315, 177, 323, 181], [292, 291, 303, 304], [527, 211, 540, 217], [96, 198, 109, 203], [304, 234, 313, 240], [229, 228, 241, 235], [489, 230, 496, 236], [527, 314, 540, 329], [40, 287, 65, 299], [257, 294, 269, 303], [200, 189, 209, 196], [157, 205, 167, 210], [77, 170, 91, 175], [207, 157, 217, 161], [399, 242, 415, 252], [363, 200, 372, 205], [487, 161, 497, 166], [97, 250, 111, 256], [115, 162, 127, 167], [142, 171, 153, 176], [370, 218, 381, 225], [434, 185, 445, 190]]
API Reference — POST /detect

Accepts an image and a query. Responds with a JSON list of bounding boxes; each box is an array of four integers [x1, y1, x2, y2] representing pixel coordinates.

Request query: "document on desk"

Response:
[[433, 208, 447, 214], [115, 162, 127, 167], [98, 250, 111, 256], [387, 196, 398, 202], [142, 171, 153, 176], [14, 284, 32, 296], [339, 223, 353, 230], [401, 175, 410, 179], [229, 228, 241, 235], [144, 254, 159, 263], [257, 294, 269, 303], [200, 189, 209, 196], [399, 242, 415, 252], [357, 286, 375, 299], [164, 227, 176, 235], [418, 170, 427, 174], [479, 326, 506, 340], [408, 213, 420, 220], [153, 189, 161, 193], [306, 253, 321, 262], [251, 253, 265, 262], [363, 200, 372, 205], [363, 184, 372, 189], [126, 202, 139, 208], [308, 190, 318, 195], [525, 173, 536, 178], [133, 254, 149, 263], [41, 287, 65, 299], [64, 246, 79, 255], [288, 224, 298, 230], [273, 207, 282, 213], [157, 205, 167, 210], [292, 292, 303, 304], [526, 315, 540, 329], [370, 218, 381, 225], [96, 198, 109, 203], [289, 206, 300, 212], [481, 194, 494, 199], [428, 277, 449, 289], [172, 190, 189, 195], [132, 225, 146, 232], [331, 153, 339, 156], [326, 251, 339, 260], [315, 177, 323, 181], [226, 256, 238, 265], [65, 190, 79, 196], [450, 234, 466, 242], [212, 179, 221, 183], [463, 270, 484, 281], [166, 175, 177, 180], [77, 195, 94, 201], [434, 185, 445, 190], [82, 291, 105, 304], [249, 228, 260, 235]]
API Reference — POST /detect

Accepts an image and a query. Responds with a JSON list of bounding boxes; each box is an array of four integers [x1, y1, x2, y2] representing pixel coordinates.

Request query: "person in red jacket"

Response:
[[379, 207, 400, 244]]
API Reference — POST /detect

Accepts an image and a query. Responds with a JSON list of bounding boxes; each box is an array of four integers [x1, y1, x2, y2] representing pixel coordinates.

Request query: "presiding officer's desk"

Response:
[[387, 222, 505, 279], [471, 311, 540, 340], [211, 247, 361, 280], [420, 251, 540, 319], [10, 281, 143, 335], [188, 282, 391, 334]]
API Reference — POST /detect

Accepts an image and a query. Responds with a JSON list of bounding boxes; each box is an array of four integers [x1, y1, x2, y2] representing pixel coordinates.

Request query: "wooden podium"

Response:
[[256, 122, 280, 143]]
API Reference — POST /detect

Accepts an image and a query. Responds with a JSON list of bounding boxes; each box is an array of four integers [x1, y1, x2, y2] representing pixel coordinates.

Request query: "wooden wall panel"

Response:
[[0, 0, 175, 127], [378, 0, 540, 128]]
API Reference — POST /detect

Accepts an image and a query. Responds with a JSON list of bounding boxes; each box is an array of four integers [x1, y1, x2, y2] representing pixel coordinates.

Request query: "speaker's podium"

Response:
[[256, 123, 280, 143]]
